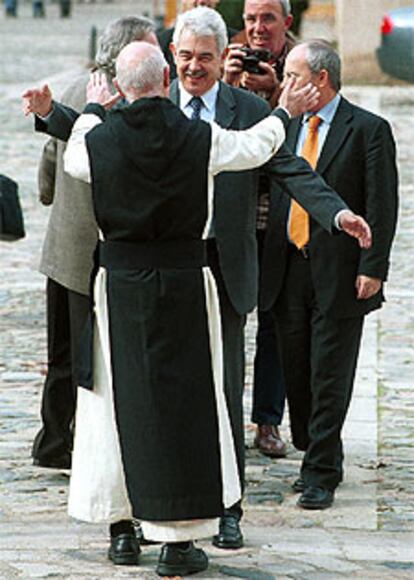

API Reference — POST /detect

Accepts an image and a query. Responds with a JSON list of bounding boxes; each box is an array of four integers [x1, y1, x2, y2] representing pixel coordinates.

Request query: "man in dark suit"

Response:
[[261, 40, 398, 510], [169, 8, 372, 545], [224, 0, 297, 460]]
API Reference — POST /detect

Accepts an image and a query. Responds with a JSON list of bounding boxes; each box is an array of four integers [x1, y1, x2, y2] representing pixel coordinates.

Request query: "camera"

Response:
[[239, 47, 272, 75]]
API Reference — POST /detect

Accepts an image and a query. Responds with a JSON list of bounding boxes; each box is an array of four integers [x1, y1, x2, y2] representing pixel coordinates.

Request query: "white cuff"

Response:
[[334, 209, 350, 230], [277, 105, 291, 119], [37, 106, 54, 122]]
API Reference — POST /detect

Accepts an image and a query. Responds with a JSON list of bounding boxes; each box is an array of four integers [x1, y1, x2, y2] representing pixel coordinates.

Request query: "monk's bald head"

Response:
[[115, 41, 169, 100]]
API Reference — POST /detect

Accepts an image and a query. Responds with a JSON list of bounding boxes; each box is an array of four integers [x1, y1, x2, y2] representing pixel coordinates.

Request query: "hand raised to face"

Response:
[[86, 72, 121, 109], [279, 79, 320, 118]]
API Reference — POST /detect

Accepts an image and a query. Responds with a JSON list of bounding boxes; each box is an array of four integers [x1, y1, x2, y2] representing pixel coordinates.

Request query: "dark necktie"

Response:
[[189, 96, 203, 120]]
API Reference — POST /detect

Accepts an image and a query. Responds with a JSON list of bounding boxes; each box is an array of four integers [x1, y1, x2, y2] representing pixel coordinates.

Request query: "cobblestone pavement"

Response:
[[1, 3, 414, 578]]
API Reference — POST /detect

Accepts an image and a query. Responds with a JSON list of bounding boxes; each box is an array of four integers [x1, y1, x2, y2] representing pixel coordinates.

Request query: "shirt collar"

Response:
[[179, 81, 220, 112], [303, 93, 341, 127]]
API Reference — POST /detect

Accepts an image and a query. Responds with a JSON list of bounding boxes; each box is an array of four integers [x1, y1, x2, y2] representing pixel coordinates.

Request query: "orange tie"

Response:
[[289, 115, 321, 249]]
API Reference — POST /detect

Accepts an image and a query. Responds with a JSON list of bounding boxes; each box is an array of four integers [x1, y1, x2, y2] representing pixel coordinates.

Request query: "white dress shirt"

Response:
[[295, 93, 341, 157], [179, 82, 219, 123]]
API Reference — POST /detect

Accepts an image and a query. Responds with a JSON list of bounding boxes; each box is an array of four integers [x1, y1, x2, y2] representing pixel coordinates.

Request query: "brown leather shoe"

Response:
[[254, 425, 287, 458]]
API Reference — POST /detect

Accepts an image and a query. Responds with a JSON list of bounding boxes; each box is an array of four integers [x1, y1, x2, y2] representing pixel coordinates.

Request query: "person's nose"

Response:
[[255, 18, 266, 34], [188, 57, 201, 72]]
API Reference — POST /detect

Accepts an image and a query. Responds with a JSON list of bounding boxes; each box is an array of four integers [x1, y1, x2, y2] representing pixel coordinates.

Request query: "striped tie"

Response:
[[189, 96, 203, 120]]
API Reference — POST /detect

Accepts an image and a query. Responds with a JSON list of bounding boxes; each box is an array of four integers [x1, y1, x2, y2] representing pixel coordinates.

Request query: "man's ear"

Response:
[[113, 78, 125, 98], [170, 42, 177, 63], [284, 14, 294, 31], [163, 66, 171, 96], [318, 69, 329, 89], [219, 49, 227, 76]]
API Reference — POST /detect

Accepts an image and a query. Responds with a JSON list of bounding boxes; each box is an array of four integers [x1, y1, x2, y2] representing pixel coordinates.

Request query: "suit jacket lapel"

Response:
[[316, 97, 354, 174], [286, 116, 302, 151], [214, 81, 237, 128], [270, 120, 297, 229], [169, 81, 179, 106]]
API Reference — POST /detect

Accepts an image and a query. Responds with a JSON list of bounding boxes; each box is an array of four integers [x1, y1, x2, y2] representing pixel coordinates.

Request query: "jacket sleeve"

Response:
[[357, 119, 398, 281], [37, 138, 57, 205], [265, 143, 348, 234], [209, 116, 285, 176], [271, 107, 290, 130], [35, 101, 80, 142]]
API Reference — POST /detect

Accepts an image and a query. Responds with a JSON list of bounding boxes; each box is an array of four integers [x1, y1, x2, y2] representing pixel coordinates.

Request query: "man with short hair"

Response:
[[28, 15, 157, 566], [261, 40, 398, 510], [225, 0, 294, 106], [158, 0, 239, 80], [169, 6, 372, 548]]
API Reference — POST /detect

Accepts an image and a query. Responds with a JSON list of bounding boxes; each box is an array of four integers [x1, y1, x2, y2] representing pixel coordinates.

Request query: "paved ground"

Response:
[[1, 2, 414, 578]]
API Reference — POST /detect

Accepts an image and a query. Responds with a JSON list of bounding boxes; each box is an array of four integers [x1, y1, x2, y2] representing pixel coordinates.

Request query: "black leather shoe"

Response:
[[292, 477, 306, 493], [108, 533, 140, 565], [297, 486, 334, 510], [156, 542, 208, 576], [33, 453, 71, 469], [212, 515, 244, 549]]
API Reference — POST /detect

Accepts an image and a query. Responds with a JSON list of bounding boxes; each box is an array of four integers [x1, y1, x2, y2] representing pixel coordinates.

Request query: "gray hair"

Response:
[[243, 0, 292, 18], [279, 0, 291, 17], [95, 16, 156, 78], [303, 40, 341, 92], [173, 6, 228, 55], [244, 0, 291, 17], [116, 45, 167, 96]]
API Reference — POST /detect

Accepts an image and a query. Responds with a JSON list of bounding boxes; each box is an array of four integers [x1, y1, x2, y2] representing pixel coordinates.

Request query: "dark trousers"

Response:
[[274, 249, 364, 490], [252, 308, 286, 426], [32, 278, 89, 463], [207, 240, 245, 520], [252, 230, 285, 426]]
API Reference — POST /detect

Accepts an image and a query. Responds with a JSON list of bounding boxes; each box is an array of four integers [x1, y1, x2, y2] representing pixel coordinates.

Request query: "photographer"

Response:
[[224, 0, 294, 107], [223, 0, 296, 460]]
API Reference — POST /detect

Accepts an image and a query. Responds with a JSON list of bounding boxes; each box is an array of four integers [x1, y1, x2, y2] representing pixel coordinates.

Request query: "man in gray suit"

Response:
[[169, 6, 369, 548]]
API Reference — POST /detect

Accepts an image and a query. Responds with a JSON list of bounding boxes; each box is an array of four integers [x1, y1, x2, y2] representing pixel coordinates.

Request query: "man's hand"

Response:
[[86, 72, 121, 109], [223, 46, 280, 95], [356, 275, 382, 300], [241, 62, 279, 94], [223, 44, 248, 85], [22, 84, 53, 117], [279, 79, 320, 118], [338, 210, 372, 249]]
